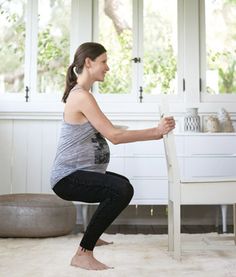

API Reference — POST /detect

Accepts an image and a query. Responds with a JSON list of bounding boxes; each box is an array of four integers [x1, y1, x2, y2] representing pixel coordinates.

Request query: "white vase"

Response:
[[184, 108, 201, 132]]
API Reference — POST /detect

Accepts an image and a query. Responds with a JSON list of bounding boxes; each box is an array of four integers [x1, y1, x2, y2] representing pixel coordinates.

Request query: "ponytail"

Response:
[[62, 64, 77, 103]]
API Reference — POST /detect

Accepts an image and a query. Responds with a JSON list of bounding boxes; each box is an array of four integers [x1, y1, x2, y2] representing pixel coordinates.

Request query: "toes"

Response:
[[96, 239, 114, 246]]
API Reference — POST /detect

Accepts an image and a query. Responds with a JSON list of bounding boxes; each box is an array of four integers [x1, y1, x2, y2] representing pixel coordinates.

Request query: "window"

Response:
[[0, 0, 26, 95], [0, 0, 181, 104], [94, 0, 180, 102], [97, 0, 133, 95], [37, 0, 70, 95], [0, 0, 70, 102], [143, 0, 178, 95], [201, 0, 236, 99]]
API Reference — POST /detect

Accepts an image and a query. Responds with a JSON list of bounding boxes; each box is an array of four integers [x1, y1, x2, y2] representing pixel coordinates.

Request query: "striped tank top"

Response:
[[50, 120, 110, 188]]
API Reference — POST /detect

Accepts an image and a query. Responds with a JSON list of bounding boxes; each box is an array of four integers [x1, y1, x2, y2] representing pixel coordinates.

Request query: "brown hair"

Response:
[[62, 42, 107, 103]]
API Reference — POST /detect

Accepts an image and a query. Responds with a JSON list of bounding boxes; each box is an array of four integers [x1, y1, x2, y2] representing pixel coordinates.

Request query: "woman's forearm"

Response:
[[109, 127, 163, 145]]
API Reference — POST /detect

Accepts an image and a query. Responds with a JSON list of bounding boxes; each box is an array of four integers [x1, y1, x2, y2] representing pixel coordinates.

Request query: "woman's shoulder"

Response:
[[67, 89, 96, 104], [69, 87, 90, 99], [70, 84, 86, 94]]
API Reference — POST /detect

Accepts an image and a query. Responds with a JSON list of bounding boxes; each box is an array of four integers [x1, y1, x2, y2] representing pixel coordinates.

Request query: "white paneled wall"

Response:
[[1, 116, 236, 230], [0, 120, 12, 194], [0, 119, 61, 194], [0, 118, 172, 197], [1, 117, 236, 199]]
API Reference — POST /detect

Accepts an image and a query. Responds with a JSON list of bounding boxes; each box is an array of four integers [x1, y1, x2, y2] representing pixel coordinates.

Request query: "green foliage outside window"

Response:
[[37, 0, 70, 93], [99, 29, 132, 94], [143, 45, 176, 94], [206, 0, 236, 94], [1, 0, 235, 95], [0, 2, 25, 92], [207, 51, 236, 94], [37, 25, 69, 93]]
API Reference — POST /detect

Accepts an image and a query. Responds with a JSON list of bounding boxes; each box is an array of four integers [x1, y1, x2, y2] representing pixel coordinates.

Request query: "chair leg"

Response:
[[173, 202, 181, 260], [168, 200, 174, 252], [234, 204, 236, 245], [81, 204, 89, 232], [221, 204, 228, 233], [215, 206, 220, 233]]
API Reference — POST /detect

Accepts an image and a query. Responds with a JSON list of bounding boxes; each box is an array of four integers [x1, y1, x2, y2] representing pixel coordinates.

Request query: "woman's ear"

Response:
[[85, 57, 92, 68]]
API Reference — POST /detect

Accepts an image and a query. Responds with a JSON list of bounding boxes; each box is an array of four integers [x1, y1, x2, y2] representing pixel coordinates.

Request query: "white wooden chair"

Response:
[[159, 105, 236, 260]]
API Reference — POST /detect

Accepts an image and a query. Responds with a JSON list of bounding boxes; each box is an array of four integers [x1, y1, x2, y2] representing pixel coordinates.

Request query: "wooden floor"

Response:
[[74, 224, 234, 235]]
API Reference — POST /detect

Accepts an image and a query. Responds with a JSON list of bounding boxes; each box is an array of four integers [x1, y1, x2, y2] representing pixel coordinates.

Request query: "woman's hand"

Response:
[[157, 116, 175, 137]]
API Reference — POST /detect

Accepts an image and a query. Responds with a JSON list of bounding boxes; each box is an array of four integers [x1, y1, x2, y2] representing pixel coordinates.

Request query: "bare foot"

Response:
[[70, 247, 113, 270], [95, 238, 113, 247]]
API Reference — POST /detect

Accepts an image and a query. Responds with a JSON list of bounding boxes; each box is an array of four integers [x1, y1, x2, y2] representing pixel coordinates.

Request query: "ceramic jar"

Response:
[[205, 115, 220, 132], [184, 108, 201, 132]]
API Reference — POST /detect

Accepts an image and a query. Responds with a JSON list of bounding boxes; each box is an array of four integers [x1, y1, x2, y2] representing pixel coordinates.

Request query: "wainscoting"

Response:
[[0, 109, 235, 231]]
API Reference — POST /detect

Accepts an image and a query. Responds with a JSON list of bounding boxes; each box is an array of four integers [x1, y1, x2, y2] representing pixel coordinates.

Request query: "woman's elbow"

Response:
[[108, 134, 121, 145], [109, 137, 120, 145], [106, 129, 125, 145]]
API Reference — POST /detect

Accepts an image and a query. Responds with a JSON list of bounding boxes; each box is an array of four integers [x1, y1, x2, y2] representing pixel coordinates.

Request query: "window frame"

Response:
[[0, 0, 28, 102], [0, 0, 186, 105], [92, 0, 138, 103], [200, 0, 236, 103], [0, 0, 71, 103], [92, 0, 184, 104]]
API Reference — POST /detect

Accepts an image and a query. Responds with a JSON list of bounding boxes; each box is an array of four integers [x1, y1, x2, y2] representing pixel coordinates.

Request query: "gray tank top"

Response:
[[50, 120, 110, 188]]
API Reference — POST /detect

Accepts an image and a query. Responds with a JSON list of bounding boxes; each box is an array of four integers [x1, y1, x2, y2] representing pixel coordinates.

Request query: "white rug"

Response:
[[0, 233, 236, 277]]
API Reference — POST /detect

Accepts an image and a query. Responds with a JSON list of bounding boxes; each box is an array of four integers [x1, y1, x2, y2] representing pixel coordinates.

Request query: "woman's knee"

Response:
[[118, 180, 134, 204], [127, 182, 134, 200]]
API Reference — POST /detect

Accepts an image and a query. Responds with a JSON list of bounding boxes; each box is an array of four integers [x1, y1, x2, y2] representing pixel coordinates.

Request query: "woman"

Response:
[[50, 42, 175, 271]]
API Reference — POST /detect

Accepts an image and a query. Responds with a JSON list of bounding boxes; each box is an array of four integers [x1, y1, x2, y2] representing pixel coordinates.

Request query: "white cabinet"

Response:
[[108, 133, 236, 203], [107, 133, 236, 231], [180, 133, 236, 232], [181, 133, 236, 179], [107, 136, 185, 205], [107, 140, 169, 205]]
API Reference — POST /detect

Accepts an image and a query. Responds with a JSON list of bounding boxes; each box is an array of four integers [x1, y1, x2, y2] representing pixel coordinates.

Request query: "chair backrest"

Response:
[[159, 102, 181, 201], [162, 132, 181, 184]]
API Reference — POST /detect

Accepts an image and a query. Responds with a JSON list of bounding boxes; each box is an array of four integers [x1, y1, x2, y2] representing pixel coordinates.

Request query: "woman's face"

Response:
[[89, 52, 110, 82]]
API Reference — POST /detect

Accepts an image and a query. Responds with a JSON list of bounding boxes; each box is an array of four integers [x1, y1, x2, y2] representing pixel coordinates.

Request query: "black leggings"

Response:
[[53, 170, 134, 251]]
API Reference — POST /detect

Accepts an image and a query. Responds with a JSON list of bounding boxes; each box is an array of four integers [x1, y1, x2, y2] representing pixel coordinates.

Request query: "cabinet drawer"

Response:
[[183, 157, 236, 178], [125, 157, 167, 178], [184, 135, 236, 155], [131, 179, 168, 200], [125, 137, 184, 156]]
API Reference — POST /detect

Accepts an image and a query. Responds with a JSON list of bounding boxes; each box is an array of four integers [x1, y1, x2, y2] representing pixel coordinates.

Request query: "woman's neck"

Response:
[[76, 72, 93, 91]]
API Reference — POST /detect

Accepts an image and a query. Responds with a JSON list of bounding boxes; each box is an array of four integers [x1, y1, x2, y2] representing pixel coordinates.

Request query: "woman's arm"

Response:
[[72, 91, 175, 144]]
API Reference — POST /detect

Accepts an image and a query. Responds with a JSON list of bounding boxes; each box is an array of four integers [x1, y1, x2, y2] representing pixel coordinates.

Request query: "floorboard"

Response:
[[73, 224, 234, 235]]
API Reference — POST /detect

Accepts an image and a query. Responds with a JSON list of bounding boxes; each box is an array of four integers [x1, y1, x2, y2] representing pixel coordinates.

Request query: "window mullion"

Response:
[[25, 0, 38, 102], [183, 0, 200, 103], [132, 0, 143, 102], [199, 0, 206, 96], [177, 0, 185, 96], [138, 0, 143, 103], [70, 0, 80, 61], [91, 0, 99, 94], [71, 0, 93, 52]]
